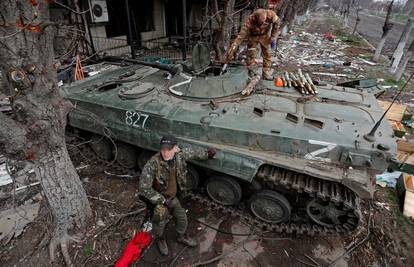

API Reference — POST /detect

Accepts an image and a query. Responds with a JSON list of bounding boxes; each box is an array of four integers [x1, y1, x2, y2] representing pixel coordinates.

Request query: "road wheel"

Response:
[[115, 142, 137, 169], [306, 198, 349, 227], [137, 150, 155, 170], [206, 175, 242, 205], [249, 190, 291, 223], [186, 165, 199, 190], [90, 135, 112, 161]]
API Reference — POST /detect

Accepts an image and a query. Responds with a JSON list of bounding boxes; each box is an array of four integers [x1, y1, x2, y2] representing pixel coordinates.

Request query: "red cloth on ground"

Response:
[[115, 231, 152, 267]]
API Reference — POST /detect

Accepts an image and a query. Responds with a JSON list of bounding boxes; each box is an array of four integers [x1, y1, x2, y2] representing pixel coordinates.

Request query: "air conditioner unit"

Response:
[[89, 0, 109, 23]]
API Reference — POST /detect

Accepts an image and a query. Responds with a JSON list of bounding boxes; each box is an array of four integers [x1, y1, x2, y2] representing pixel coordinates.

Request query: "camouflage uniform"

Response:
[[226, 9, 280, 78], [139, 147, 208, 237]]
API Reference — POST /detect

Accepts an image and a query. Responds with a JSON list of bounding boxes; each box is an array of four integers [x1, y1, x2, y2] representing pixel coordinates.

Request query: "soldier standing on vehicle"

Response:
[[139, 135, 217, 256], [224, 8, 280, 80]]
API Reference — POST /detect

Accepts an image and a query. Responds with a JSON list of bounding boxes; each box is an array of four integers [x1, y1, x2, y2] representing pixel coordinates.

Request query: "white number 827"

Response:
[[125, 111, 149, 129]]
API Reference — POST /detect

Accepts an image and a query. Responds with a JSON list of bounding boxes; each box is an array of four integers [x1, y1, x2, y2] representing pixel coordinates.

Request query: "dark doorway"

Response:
[[165, 0, 183, 36], [105, 0, 154, 38]]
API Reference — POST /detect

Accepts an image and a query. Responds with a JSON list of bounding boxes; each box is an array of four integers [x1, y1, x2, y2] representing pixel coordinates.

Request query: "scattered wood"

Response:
[[242, 75, 260, 96], [103, 171, 133, 178], [87, 195, 116, 204], [397, 140, 414, 153], [390, 121, 407, 138], [15, 182, 41, 192], [378, 100, 407, 122], [358, 58, 376, 66], [312, 72, 348, 77], [402, 174, 414, 218]]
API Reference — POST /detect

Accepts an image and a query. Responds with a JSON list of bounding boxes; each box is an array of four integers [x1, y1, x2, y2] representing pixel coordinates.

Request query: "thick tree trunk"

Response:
[[342, 0, 353, 27], [395, 39, 414, 81], [403, 0, 414, 14], [216, 0, 235, 61], [395, 51, 412, 81], [36, 147, 91, 230], [352, 8, 361, 35], [374, 35, 390, 61], [390, 6, 414, 73], [373, 0, 394, 61], [0, 1, 92, 265]]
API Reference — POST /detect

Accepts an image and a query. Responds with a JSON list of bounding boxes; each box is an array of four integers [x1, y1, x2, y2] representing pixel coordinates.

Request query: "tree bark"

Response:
[[403, 0, 414, 14], [373, 0, 394, 61], [0, 1, 92, 265], [352, 6, 361, 35], [342, 0, 353, 26], [395, 39, 414, 81], [216, 0, 235, 61], [390, 5, 414, 73], [276, 0, 314, 29]]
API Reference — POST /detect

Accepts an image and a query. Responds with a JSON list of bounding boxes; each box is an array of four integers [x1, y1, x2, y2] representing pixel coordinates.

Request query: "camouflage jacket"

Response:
[[139, 147, 208, 205], [226, 9, 280, 62]]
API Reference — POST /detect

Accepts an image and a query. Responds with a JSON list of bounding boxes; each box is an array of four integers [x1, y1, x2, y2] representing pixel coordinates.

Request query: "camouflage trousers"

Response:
[[246, 35, 272, 72], [151, 197, 188, 237]]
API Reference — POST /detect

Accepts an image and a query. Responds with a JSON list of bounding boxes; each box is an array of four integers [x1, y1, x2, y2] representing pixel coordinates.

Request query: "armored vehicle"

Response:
[[62, 52, 396, 234]]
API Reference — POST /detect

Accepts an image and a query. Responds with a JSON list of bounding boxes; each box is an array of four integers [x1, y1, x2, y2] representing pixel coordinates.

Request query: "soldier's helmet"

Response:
[[160, 135, 178, 150]]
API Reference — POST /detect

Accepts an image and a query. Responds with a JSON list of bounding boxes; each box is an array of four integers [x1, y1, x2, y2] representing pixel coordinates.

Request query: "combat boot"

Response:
[[177, 233, 197, 247], [156, 237, 169, 256], [262, 68, 274, 81], [247, 66, 258, 78]]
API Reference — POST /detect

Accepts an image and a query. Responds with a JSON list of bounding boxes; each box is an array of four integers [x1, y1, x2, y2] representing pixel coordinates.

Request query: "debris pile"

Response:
[[276, 31, 377, 82], [0, 157, 41, 245], [378, 100, 411, 138]]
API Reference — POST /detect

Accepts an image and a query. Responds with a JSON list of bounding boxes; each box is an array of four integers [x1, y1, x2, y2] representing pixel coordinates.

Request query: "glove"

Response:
[[164, 198, 173, 208], [271, 38, 277, 50], [154, 204, 168, 220], [220, 64, 228, 75], [207, 147, 217, 158]]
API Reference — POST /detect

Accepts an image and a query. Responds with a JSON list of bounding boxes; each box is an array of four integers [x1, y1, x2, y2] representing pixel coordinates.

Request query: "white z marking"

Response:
[[304, 140, 337, 162]]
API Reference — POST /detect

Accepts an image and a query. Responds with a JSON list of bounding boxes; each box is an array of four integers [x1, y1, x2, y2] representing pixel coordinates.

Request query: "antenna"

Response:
[[364, 72, 414, 142]]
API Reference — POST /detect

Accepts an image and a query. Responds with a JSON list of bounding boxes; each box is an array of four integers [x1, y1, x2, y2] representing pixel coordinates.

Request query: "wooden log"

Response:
[[242, 75, 261, 96]]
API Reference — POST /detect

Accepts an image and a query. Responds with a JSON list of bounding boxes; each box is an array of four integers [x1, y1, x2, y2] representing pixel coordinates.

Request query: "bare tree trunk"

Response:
[[352, 7, 361, 35], [373, 0, 394, 61], [374, 36, 389, 61], [216, 0, 235, 61], [343, 0, 353, 26], [390, 5, 414, 73], [395, 39, 414, 81], [403, 0, 414, 14], [0, 1, 92, 265]]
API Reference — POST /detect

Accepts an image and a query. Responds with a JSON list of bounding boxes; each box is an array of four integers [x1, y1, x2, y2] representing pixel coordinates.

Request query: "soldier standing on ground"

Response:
[[225, 8, 280, 80], [139, 135, 217, 256]]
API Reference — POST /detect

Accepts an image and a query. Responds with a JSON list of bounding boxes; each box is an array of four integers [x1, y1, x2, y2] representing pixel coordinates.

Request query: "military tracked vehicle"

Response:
[[62, 47, 396, 234]]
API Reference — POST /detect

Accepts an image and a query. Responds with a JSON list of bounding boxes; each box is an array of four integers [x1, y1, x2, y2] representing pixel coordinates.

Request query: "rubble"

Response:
[[376, 171, 401, 188], [0, 203, 40, 244], [0, 156, 12, 186], [0, 97, 12, 112], [275, 31, 378, 83]]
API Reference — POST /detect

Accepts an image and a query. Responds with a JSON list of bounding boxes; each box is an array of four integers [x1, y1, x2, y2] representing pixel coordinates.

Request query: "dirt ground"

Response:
[[1, 12, 414, 267], [348, 11, 414, 60], [1, 150, 413, 267]]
